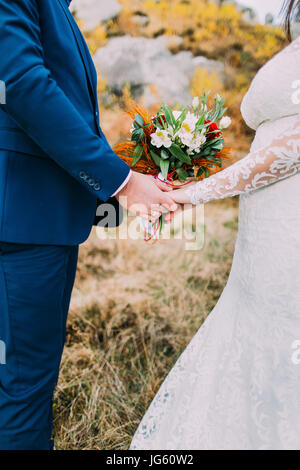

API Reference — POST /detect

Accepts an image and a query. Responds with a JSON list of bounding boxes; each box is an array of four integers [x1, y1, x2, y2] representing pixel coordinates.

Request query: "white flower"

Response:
[[178, 128, 206, 154], [187, 133, 206, 154], [219, 116, 231, 129], [167, 125, 175, 137], [197, 133, 207, 146], [181, 112, 198, 133], [201, 103, 208, 113], [215, 94, 222, 103], [151, 129, 172, 148], [178, 131, 193, 148], [192, 96, 200, 108], [176, 112, 198, 146]]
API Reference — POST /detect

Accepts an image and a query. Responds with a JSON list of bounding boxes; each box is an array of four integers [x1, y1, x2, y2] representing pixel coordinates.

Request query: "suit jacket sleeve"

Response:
[[0, 0, 130, 202]]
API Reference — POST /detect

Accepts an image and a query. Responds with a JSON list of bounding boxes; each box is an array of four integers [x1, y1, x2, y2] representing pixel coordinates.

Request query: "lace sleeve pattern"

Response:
[[186, 118, 300, 205]]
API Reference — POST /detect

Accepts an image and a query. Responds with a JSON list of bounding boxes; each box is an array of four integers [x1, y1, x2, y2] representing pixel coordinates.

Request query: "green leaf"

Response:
[[135, 113, 144, 127], [160, 150, 170, 160], [162, 103, 176, 127], [169, 144, 192, 164], [196, 113, 205, 127], [204, 168, 210, 178], [160, 159, 170, 180], [150, 150, 161, 167], [196, 167, 204, 178], [174, 107, 188, 132], [131, 128, 144, 143], [132, 145, 143, 166], [176, 167, 188, 182], [154, 116, 167, 130], [202, 138, 218, 148], [213, 107, 227, 122], [200, 148, 212, 156], [210, 143, 223, 151], [206, 156, 219, 163]]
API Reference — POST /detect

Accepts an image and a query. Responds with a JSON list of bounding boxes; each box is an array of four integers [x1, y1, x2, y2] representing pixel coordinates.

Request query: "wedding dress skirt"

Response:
[[130, 114, 300, 450]]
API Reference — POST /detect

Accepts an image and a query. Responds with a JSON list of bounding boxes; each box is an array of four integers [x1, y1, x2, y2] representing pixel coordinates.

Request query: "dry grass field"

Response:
[[53, 198, 238, 449], [51, 0, 286, 450]]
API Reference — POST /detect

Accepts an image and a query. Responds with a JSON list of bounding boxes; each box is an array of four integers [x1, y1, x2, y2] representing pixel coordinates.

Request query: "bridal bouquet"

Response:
[[114, 90, 231, 240]]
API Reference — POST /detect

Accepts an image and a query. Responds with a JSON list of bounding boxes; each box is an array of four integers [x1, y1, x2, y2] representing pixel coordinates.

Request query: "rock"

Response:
[[213, 0, 259, 25], [130, 13, 149, 27], [94, 35, 224, 106], [241, 7, 258, 25], [265, 13, 274, 25], [70, 0, 122, 31], [166, 35, 184, 49]]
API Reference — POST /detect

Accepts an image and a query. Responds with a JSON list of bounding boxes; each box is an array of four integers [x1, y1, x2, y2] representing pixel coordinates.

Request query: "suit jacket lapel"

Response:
[[57, 0, 97, 107]]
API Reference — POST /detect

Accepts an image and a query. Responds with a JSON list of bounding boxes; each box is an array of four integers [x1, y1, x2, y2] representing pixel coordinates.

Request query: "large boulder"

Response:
[[93, 35, 224, 106], [71, 0, 122, 30]]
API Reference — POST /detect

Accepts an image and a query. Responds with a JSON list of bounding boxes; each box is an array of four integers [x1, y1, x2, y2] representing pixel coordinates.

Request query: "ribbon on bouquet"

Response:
[[137, 215, 163, 242], [154, 173, 193, 188], [137, 173, 192, 243]]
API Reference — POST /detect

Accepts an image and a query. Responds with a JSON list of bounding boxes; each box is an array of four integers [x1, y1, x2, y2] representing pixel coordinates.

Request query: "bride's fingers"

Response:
[[153, 178, 173, 192], [168, 189, 191, 204]]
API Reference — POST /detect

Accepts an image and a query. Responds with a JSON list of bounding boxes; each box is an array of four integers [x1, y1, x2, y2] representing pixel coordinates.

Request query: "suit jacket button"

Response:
[[94, 183, 101, 191], [79, 171, 86, 179], [88, 178, 95, 186]]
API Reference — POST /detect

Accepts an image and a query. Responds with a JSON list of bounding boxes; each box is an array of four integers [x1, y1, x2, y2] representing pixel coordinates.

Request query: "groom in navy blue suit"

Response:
[[0, 0, 176, 450]]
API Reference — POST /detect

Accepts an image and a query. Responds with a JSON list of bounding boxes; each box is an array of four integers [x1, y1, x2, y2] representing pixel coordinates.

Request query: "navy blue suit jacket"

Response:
[[0, 0, 130, 245]]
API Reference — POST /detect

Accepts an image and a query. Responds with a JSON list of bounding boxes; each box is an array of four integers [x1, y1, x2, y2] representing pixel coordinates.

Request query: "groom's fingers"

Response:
[[160, 202, 178, 213], [158, 194, 178, 213], [151, 210, 161, 220], [164, 210, 175, 223], [139, 213, 160, 223], [151, 203, 170, 215]]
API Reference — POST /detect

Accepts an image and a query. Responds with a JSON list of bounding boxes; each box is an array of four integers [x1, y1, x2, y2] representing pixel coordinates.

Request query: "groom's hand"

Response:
[[116, 172, 178, 220]]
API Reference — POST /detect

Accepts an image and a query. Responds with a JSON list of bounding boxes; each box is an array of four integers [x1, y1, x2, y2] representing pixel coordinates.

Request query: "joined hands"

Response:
[[116, 171, 179, 222]]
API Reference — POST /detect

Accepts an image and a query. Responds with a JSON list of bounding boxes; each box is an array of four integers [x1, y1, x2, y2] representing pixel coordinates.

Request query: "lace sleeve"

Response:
[[186, 118, 300, 205]]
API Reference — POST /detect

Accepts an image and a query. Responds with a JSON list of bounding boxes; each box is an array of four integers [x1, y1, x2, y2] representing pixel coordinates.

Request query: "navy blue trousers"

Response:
[[0, 242, 78, 450]]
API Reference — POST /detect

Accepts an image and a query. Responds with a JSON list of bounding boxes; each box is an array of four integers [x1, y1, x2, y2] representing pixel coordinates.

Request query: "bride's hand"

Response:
[[163, 184, 196, 222], [168, 184, 196, 205]]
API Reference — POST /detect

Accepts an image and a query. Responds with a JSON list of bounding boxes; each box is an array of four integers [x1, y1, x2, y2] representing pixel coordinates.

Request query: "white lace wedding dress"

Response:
[[130, 37, 300, 450]]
